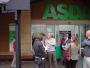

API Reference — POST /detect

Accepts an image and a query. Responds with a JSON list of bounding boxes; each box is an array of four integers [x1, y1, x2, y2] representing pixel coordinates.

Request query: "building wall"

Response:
[[21, 11, 32, 56], [0, 13, 14, 52], [0, 11, 33, 60]]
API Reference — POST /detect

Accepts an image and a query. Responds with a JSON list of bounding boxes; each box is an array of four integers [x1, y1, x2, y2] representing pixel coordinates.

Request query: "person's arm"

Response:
[[81, 40, 85, 57], [39, 42, 45, 56], [49, 38, 56, 46], [62, 43, 70, 50], [81, 40, 86, 48], [44, 40, 49, 51]]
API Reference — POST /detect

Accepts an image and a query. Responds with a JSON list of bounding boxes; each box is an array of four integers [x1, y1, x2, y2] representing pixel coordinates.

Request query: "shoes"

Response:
[[11, 65, 16, 68]]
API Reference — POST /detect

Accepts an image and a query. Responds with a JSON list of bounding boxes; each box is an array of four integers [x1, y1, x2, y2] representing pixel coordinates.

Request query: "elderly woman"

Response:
[[33, 34, 46, 68]]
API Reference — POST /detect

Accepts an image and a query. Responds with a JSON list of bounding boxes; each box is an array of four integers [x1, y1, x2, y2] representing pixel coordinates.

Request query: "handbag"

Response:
[[64, 48, 71, 61]]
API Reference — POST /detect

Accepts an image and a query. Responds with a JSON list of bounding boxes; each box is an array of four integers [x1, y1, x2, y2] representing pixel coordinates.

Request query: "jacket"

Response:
[[70, 43, 79, 60], [82, 39, 90, 57], [33, 39, 45, 57], [45, 38, 56, 52]]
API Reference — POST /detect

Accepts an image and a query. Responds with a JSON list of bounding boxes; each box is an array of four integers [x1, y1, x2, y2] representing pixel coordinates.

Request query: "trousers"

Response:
[[35, 57, 45, 68], [11, 52, 16, 67], [83, 56, 90, 68], [48, 51, 58, 68]]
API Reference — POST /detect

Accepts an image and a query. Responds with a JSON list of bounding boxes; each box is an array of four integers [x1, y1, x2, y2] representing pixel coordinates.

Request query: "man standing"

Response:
[[45, 33, 57, 68], [82, 30, 90, 68], [62, 33, 71, 68]]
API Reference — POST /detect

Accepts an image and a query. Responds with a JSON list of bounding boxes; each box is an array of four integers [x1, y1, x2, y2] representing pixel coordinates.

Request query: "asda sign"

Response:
[[42, 3, 90, 20]]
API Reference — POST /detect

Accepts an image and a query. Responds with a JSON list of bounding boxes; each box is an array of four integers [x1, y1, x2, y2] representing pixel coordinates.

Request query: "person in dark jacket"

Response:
[[82, 30, 90, 68], [33, 34, 45, 68]]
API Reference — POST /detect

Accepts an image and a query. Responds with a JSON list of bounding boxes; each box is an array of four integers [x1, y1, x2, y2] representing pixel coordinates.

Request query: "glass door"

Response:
[[31, 24, 87, 53]]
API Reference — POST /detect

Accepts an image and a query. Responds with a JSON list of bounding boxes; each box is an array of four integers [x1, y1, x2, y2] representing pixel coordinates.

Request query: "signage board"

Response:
[[0, 0, 10, 3], [42, 3, 90, 20], [6, 0, 30, 10]]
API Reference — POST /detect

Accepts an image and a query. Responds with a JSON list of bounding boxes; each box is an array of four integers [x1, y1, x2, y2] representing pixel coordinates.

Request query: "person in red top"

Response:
[[13, 41, 16, 52], [11, 39, 16, 68]]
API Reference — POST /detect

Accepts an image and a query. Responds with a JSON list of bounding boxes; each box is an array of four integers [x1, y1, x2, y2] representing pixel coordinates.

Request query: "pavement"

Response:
[[0, 59, 83, 68]]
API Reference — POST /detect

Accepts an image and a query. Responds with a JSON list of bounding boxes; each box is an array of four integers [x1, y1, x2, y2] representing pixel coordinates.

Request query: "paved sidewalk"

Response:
[[0, 59, 82, 68]]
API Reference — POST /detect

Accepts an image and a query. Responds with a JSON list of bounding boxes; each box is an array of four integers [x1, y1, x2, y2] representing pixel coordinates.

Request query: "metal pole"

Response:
[[15, 10, 21, 68], [0, 4, 2, 13]]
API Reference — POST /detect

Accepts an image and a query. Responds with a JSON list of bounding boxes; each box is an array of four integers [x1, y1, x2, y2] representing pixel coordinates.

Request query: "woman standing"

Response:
[[70, 36, 79, 68], [62, 34, 71, 68], [33, 34, 45, 68]]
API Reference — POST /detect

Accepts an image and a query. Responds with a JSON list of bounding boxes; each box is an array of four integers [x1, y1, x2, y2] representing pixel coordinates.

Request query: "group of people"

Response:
[[10, 30, 90, 68], [32, 33, 57, 68], [32, 30, 90, 68]]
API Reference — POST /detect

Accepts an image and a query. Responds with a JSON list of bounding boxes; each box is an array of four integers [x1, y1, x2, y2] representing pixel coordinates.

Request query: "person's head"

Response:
[[63, 33, 68, 40], [40, 33, 46, 40], [86, 30, 90, 38], [47, 33, 52, 39], [32, 32, 35, 38], [71, 36, 79, 46], [35, 34, 43, 41]]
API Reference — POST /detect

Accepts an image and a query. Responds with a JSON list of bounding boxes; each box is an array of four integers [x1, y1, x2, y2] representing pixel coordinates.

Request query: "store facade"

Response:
[[31, 0, 90, 55], [0, 0, 90, 60], [0, 11, 32, 60]]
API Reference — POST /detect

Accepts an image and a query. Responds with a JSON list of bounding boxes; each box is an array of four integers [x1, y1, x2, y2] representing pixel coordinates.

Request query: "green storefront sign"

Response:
[[42, 3, 90, 20]]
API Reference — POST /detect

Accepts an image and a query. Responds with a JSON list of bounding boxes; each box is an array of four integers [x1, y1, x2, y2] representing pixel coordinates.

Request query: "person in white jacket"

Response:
[[45, 33, 57, 68]]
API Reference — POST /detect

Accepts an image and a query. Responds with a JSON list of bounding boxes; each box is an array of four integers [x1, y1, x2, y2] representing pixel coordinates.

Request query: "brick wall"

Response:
[[20, 11, 32, 56]]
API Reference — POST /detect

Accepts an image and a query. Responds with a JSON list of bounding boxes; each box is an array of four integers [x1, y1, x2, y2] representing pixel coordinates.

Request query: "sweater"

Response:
[[82, 39, 90, 57], [45, 38, 56, 52], [70, 43, 79, 60]]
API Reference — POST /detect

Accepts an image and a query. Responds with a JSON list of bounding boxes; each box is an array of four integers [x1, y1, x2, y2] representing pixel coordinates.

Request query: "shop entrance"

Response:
[[31, 24, 90, 54]]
